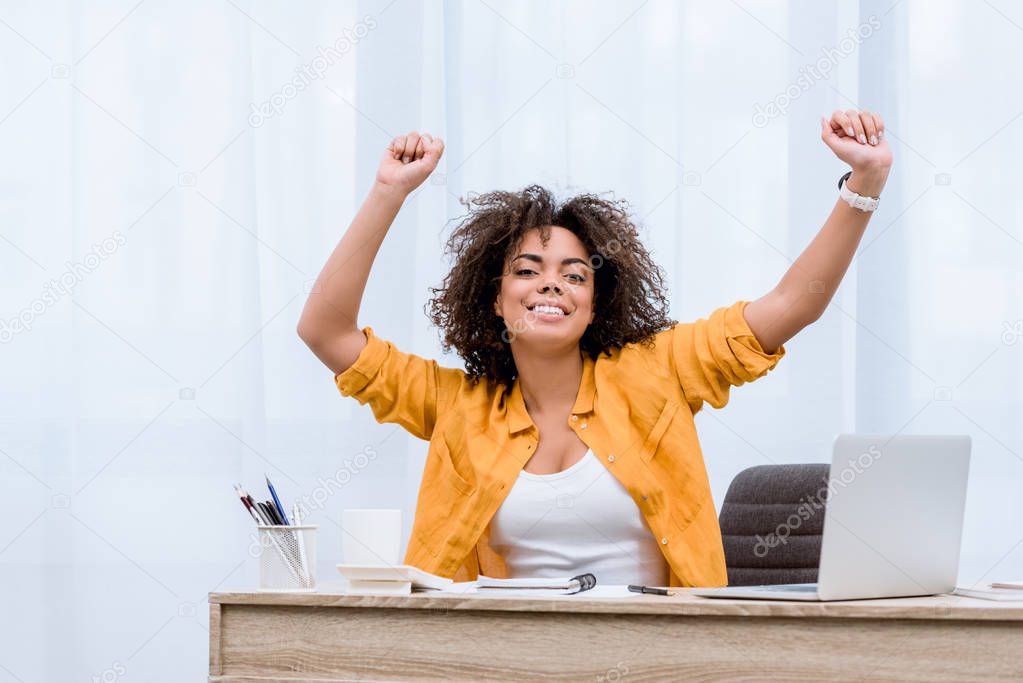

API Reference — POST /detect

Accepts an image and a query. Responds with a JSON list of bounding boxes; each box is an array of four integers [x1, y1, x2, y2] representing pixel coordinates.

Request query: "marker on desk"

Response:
[[628, 585, 677, 597]]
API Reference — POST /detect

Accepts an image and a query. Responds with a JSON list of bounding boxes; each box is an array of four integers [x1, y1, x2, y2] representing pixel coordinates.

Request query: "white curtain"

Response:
[[2, 0, 1019, 679]]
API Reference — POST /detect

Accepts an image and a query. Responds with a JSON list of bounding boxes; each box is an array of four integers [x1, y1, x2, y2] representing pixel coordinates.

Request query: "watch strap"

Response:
[[838, 170, 879, 212]]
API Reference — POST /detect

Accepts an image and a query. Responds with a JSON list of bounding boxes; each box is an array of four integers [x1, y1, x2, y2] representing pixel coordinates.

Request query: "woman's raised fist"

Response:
[[375, 130, 445, 195]]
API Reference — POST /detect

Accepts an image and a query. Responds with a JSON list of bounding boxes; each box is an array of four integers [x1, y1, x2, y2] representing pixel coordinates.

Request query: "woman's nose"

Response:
[[540, 280, 562, 294]]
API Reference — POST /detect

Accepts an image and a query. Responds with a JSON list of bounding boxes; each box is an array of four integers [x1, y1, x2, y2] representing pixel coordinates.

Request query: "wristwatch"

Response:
[[838, 170, 880, 212]]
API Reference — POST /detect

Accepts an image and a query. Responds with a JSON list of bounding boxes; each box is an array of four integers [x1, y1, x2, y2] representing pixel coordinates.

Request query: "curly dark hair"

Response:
[[426, 184, 676, 388]]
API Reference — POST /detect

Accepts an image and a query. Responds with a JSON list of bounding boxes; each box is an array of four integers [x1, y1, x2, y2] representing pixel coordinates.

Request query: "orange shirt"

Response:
[[334, 299, 785, 587]]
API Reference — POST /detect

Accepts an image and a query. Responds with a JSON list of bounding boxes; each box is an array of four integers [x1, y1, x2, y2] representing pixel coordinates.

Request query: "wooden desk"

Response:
[[209, 587, 1023, 681]]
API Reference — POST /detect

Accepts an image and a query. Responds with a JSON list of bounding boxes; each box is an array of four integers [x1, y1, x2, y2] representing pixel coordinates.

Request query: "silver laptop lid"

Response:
[[817, 434, 971, 601]]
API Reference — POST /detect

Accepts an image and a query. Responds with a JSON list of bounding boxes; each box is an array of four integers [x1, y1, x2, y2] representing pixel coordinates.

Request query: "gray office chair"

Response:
[[718, 464, 831, 586]]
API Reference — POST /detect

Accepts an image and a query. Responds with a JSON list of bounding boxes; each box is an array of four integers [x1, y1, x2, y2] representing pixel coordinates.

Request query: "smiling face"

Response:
[[492, 226, 597, 349]]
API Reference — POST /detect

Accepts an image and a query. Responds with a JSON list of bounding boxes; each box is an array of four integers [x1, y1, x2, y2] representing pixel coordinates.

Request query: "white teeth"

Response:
[[532, 304, 565, 316]]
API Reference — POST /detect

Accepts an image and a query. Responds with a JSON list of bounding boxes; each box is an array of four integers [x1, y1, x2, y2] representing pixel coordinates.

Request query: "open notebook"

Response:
[[472, 574, 596, 596], [336, 564, 596, 596]]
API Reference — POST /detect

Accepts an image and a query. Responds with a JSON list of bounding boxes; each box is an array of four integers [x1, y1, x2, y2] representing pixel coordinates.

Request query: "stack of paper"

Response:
[[336, 564, 453, 595], [953, 581, 1023, 601]]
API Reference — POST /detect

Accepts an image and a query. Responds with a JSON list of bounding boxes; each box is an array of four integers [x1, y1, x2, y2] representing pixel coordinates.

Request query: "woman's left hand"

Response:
[[821, 110, 893, 172]]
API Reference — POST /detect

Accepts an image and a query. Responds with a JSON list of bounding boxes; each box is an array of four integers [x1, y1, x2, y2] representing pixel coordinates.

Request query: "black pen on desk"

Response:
[[628, 585, 677, 596]]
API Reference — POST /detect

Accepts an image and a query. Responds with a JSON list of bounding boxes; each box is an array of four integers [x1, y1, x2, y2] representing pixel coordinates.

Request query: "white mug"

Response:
[[341, 508, 402, 566]]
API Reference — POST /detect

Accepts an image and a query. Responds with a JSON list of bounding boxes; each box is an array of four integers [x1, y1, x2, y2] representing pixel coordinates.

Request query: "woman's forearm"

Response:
[[297, 131, 444, 375], [744, 112, 893, 352], [744, 163, 891, 353], [775, 164, 891, 322], [297, 182, 407, 346]]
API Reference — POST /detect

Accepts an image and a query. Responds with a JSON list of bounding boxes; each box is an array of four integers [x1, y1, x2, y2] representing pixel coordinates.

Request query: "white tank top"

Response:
[[489, 448, 671, 586]]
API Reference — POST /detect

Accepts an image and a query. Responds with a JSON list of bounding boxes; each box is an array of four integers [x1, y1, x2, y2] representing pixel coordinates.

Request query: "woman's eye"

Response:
[[513, 268, 583, 282]]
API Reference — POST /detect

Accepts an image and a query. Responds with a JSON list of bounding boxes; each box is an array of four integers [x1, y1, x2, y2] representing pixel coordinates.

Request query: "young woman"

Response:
[[298, 112, 892, 587]]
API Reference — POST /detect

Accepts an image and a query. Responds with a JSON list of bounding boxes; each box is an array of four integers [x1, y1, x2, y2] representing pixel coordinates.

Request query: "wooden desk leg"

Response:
[[209, 603, 222, 677]]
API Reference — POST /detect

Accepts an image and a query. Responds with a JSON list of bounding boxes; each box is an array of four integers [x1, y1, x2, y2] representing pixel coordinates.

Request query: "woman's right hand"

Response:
[[375, 130, 445, 196]]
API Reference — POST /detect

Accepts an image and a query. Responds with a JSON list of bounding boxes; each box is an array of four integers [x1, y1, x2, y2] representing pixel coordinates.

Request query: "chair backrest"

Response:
[[718, 464, 831, 586]]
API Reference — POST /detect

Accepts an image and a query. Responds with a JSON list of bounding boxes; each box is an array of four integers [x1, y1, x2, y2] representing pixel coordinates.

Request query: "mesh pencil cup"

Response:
[[256, 525, 317, 592]]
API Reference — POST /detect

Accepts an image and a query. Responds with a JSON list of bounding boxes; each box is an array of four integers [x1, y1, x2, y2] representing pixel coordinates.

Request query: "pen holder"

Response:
[[256, 525, 317, 592]]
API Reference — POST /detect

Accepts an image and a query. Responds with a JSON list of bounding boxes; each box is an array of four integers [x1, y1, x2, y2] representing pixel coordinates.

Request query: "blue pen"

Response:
[[265, 474, 291, 525]]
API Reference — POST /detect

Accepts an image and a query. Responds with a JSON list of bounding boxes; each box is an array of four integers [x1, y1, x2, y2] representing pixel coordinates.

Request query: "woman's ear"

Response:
[[493, 295, 502, 319]]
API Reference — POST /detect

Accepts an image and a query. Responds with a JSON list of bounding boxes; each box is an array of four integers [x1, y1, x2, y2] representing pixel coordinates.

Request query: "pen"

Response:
[[233, 484, 261, 523], [260, 501, 282, 526], [237, 485, 269, 524], [265, 474, 290, 525], [269, 501, 286, 526], [628, 585, 677, 596], [243, 493, 263, 519], [292, 502, 311, 588]]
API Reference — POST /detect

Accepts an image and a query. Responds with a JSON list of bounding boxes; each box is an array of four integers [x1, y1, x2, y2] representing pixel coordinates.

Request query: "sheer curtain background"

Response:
[[1, 0, 1020, 679]]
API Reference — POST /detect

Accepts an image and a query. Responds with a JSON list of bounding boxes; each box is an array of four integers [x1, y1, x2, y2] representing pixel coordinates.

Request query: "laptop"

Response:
[[692, 434, 971, 601]]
